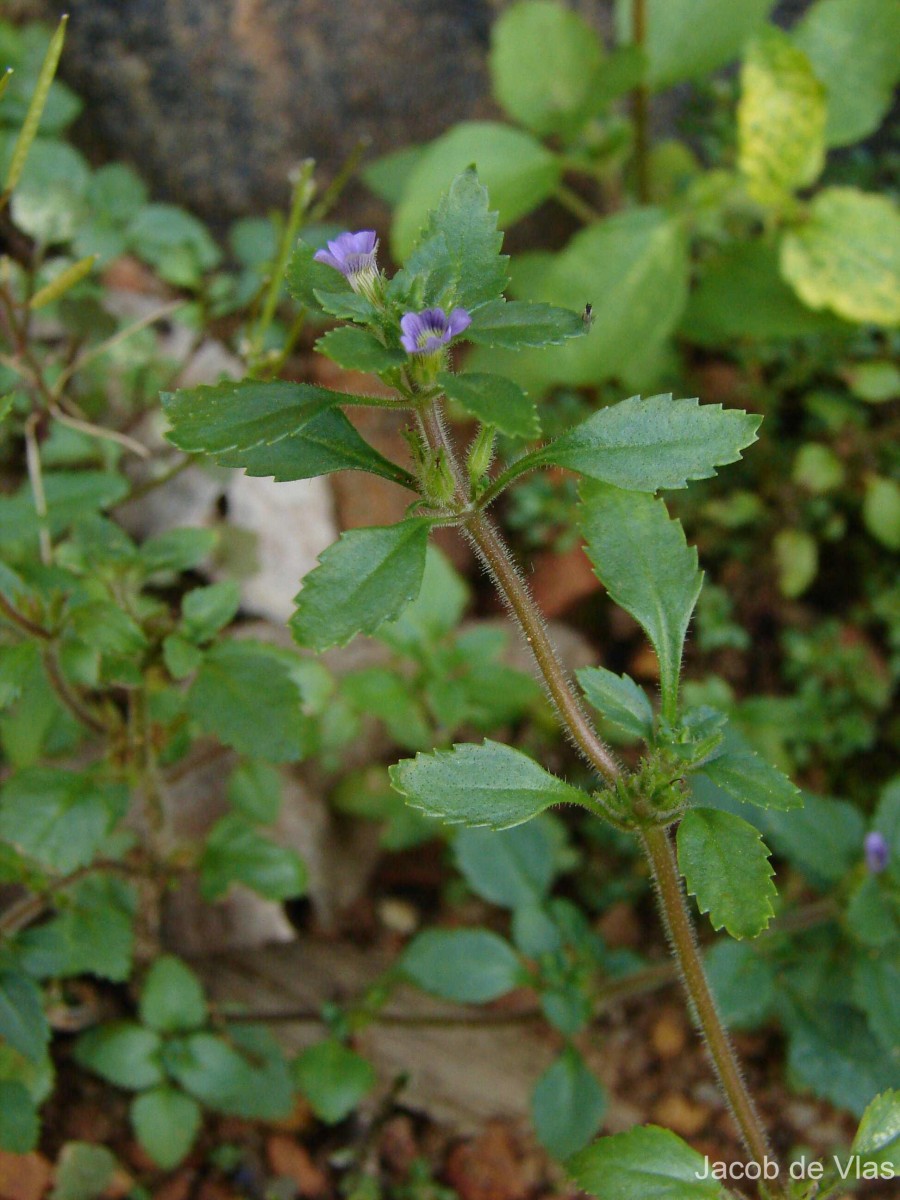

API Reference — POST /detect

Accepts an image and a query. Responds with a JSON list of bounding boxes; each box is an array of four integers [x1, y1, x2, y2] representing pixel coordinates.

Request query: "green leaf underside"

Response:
[[579, 482, 701, 712], [738, 28, 826, 204], [402, 928, 522, 1002], [315, 326, 406, 373], [390, 739, 589, 830], [576, 666, 653, 741], [537, 393, 760, 491], [780, 187, 900, 327], [532, 1047, 607, 1160], [677, 808, 776, 939], [568, 1123, 728, 1199], [466, 299, 585, 348], [398, 166, 510, 308], [437, 371, 539, 439], [162, 381, 413, 487], [291, 519, 432, 651]]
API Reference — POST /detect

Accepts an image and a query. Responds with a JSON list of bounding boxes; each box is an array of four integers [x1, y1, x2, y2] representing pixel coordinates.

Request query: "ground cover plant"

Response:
[[0, 7, 898, 1200]]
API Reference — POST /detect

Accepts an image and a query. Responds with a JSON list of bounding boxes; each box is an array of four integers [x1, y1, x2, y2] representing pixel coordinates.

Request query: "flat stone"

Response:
[[26, 0, 499, 225]]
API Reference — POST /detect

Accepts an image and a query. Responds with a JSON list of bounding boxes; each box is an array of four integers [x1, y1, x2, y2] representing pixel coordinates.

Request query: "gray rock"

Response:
[[28, 0, 500, 225]]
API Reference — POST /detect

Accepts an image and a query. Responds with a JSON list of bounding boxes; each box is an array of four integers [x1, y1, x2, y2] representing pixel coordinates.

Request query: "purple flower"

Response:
[[865, 831, 890, 874], [400, 307, 472, 355], [314, 230, 378, 277]]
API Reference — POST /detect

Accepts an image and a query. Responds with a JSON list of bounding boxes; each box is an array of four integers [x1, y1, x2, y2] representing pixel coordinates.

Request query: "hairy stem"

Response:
[[642, 824, 778, 1178], [421, 399, 782, 1182]]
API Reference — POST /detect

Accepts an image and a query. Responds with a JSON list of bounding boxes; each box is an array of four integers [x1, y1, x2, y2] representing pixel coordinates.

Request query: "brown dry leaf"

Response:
[[444, 1123, 528, 1200], [0, 1151, 52, 1200], [266, 1135, 330, 1198]]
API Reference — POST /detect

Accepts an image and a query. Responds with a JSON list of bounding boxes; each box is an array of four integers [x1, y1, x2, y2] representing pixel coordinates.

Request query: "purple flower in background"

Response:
[[314, 231, 380, 299], [865, 831, 890, 874], [400, 307, 472, 355]]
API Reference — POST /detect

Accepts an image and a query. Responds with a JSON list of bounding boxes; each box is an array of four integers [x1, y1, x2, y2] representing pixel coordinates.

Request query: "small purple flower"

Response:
[[865, 831, 890, 874], [400, 307, 472, 355], [314, 230, 378, 277]]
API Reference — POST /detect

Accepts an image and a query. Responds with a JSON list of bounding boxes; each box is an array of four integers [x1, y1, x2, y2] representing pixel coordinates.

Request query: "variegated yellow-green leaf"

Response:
[[780, 187, 900, 327], [738, 29, 826, 205]]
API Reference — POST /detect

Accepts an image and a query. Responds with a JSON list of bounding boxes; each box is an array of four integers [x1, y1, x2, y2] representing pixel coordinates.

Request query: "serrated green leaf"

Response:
[[698, 733, 801, 811], [0, 642, 40, 709], [162, 635, 203, 680], [74, 1022, 164, 1091], [292, 1039, 376, 1123], [0, 1080, 39, 1153], [139, 956, 207, 1035], [853, 1090, 900, 1162], [437, 371, 539, 439], [291, 519, 431, 651], [131, 1087, 201, 1170], [466, 299, 585, 349], [576, 666, 653, 742], [0, 769, 126, 874], [315, 326, 406, 373], [738, 29, 826, 204], [0, 971, 50, 1063], [532, 1046, 606, 1161], [377, 545, 469, 652], [312, 288, 379, 324], [568, 1124, 728, 1199], [392, 130, 559, 263], [162, 381, 414, 487], [200, 814, 307, 902], [794, 0, 900, 146], [490, 1, 605, 136], [780, 187, 900, 327], [616, 0, 775, 90], [286, 240, 351, 316], [579, 482, 701, 718], [395, 167, 512, 312], [188, 641, 307, 762], [454, 819, 560, 909], [390, 739, 589, 831], [677, 808, 775, 939], [536, 394, 759, 491], [402, 928, 523, 1002]]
